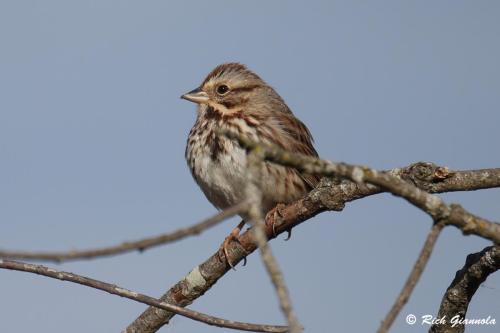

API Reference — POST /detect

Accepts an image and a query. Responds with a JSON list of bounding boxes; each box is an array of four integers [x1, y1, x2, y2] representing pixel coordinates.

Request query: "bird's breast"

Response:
[[186, 122, 248, 209], [185, 115, 310, 213]]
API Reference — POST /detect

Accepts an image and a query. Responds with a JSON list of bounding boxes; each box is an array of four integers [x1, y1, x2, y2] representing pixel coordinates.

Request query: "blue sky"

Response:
[[1, 1, 499, 332]]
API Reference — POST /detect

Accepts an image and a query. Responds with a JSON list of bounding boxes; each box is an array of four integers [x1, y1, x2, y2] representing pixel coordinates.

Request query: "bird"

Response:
[[181, 63, 319, 266]]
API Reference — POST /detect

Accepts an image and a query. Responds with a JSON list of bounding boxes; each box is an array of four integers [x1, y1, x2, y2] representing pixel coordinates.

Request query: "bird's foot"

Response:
[[267, 203, 292, 240], [218, 220, 248, 269]]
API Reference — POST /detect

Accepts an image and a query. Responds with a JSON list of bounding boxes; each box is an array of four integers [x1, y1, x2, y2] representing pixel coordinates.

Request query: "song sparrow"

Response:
[[182, 63, 319, 265]]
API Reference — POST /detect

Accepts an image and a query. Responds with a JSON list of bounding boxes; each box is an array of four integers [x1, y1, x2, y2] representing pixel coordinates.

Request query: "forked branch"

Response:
[[224, 131, 500, 243], [125, 134, 500, 333]]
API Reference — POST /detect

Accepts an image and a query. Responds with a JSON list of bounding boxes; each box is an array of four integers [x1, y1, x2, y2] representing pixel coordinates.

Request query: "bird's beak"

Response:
[[180, 87, 209, 104]]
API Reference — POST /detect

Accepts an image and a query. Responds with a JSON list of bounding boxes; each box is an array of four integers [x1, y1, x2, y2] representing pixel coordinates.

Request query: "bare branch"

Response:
[[430, 245, 500, 333], [124, 197, 307, 333], [225, 131, 500, 243], [125, 162, 500, 333], [378, 222, 445, 333], [0, 259, 288, 333], [1, 161, 497, 264], [246, 149, 302, 333], [0, 202, 248, 262]]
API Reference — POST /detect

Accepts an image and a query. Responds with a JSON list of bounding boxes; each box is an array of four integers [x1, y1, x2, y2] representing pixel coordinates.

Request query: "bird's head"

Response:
[[181, 63, 276, 114]]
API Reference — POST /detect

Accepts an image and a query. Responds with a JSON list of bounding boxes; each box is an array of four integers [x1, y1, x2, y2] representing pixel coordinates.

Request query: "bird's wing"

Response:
[[274, 112, 321, 189]]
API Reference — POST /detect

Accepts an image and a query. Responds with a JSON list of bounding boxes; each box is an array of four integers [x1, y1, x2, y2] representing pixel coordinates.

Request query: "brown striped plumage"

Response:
[[182, 63, 319, 220]]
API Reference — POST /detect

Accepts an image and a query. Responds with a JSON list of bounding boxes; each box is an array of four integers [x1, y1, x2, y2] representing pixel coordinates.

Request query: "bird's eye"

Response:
[[216, 85, 229, 95]]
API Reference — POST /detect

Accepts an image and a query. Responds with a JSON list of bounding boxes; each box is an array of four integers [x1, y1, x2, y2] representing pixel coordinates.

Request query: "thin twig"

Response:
[[378, 222, 445, 333], [246, 149, 302, 333], [0, 202, 248, 262], [0, 259, 288, 333], [430, 245, 500, 333]]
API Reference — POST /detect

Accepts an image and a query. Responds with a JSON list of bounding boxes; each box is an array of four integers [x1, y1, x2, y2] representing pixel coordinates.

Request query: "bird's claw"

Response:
[[268, 203, 287, 238], [218, 220, 248, 270]]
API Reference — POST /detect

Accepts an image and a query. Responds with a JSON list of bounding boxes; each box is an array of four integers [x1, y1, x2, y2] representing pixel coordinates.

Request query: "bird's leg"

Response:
[[219, 220, 248, 269], [267, 203, 291, 240]]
